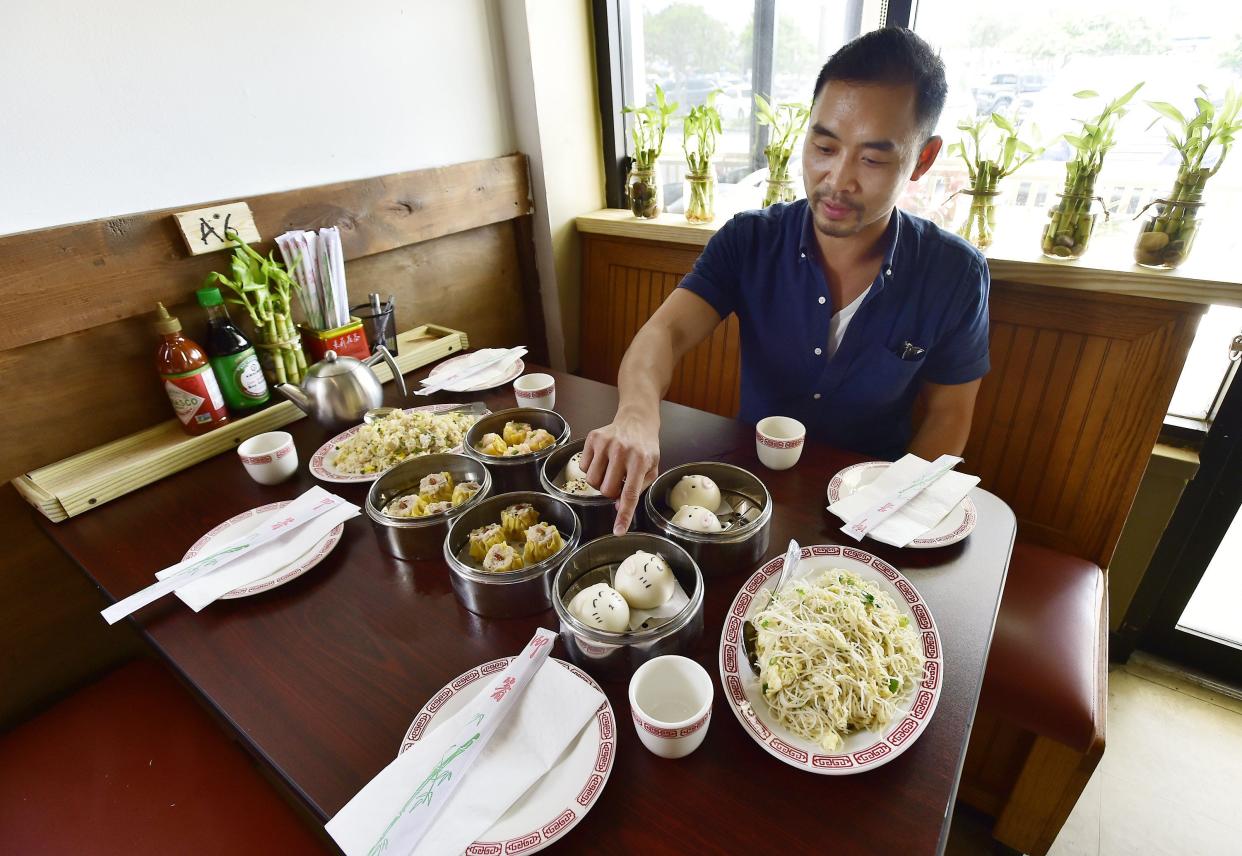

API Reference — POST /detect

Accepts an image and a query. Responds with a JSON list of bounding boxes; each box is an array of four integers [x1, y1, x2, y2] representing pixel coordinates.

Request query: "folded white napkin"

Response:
[[828, 454, 979, 547], [327, 660, 604, 856], [424, 348, 524, 392], [155, 501, 359, 610]]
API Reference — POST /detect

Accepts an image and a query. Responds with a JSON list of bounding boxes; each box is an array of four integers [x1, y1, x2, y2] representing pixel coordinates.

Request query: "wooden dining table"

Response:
[[38, 363, 1015, 855]]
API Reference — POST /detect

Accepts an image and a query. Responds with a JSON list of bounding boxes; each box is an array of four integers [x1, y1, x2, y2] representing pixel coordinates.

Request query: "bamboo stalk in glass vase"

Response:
[[946, 113, 1046, 249], [754, 95, 810, 207], [205, 235, 309, 387], [1041, 82, 1143, 260], [1135, 86, 1241, 269], [683, 91, 723, 223], [623, 85, 678, 219]]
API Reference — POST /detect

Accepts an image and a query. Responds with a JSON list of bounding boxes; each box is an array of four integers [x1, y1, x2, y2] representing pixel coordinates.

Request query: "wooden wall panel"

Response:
[[963, 282, 1201, 567], [580, 235, 741, 418], [0, 222, 528, 484], [0, 156, 532, 351], [578, 232, 1204, 569]]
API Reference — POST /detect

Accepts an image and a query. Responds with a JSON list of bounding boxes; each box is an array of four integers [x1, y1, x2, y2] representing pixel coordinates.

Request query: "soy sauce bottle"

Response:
[[196, 286, 270, 414]]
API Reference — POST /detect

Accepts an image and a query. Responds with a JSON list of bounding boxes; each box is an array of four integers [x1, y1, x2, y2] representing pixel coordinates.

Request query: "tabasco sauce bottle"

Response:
[[153, 302, 230, 435]]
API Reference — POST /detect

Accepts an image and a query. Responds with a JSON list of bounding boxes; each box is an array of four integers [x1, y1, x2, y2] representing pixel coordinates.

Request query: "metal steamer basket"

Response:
[[365, 453, 492, 561], [539, 439, 617, 541], [551, 533, 705, 680], [443, 491, 581, 618], [641, 462, 772, 577], [462, 407, 571, 493]]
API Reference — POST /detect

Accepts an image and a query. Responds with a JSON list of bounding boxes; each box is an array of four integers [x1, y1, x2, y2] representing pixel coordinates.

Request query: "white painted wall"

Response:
[[499, 0, 606, 370], [0, 0, 515, 236]]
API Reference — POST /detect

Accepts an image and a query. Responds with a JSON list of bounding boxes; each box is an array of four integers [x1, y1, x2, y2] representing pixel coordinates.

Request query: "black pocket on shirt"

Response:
[[842, 342, 926, 409]]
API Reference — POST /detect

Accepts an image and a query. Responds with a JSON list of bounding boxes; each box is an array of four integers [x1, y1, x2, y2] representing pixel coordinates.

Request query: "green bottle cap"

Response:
[[196, 286, 224, 307]]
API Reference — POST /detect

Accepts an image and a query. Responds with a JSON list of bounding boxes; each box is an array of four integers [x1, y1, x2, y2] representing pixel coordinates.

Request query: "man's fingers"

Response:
[[612, 454, 649, 535], [598, 451, 628, 499]]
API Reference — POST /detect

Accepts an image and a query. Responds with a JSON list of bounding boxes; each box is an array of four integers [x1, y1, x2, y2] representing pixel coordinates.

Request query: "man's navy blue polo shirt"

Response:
[[679, 199, 990, 460]]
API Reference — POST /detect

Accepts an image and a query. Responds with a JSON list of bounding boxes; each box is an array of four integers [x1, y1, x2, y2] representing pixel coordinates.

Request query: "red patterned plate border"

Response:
[[718, 545, 943, 776], [310, 403, 488, 484], [826, 461, 977, 548], [181, 501, 344, 599], [398, 658, 614, 855], [427, 352, 526, 393]]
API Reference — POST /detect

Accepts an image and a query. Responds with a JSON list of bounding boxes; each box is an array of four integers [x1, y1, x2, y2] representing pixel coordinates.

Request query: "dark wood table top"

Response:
[[40, 365, 1014, 855]]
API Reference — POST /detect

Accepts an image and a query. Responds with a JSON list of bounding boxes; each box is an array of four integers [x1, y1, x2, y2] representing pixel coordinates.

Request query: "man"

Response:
[[582, 27, 990, 535]]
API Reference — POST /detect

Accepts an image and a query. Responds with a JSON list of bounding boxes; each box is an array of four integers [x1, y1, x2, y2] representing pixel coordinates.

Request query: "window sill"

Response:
[[576, 207, 1242, 309]]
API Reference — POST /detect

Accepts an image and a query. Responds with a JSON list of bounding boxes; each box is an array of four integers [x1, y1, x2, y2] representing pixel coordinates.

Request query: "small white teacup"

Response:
[[755, 416, 806, 471], [237, 431, 298, 485], [628, 655, 713, 759], [514, 373, 556, 410]]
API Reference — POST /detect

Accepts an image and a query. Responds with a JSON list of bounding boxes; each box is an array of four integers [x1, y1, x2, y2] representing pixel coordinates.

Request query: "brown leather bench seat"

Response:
[[982, 540, 1105, 753], [0, 659, 329, 855]]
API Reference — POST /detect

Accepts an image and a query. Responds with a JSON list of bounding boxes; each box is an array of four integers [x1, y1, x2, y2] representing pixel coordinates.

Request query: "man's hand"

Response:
[[581, 411, 661, 535]]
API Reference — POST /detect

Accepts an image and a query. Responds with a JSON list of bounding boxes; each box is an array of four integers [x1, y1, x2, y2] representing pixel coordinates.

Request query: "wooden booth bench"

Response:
[[575, 208, 1214, 854], [0, 155, 544, 842]]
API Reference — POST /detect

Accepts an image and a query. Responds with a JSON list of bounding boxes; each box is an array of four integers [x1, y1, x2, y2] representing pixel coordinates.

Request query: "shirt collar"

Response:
[[797, 203, 903, 278]]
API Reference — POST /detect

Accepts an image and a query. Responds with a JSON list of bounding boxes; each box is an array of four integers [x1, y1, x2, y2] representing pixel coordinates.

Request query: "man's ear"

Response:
[[910, 136, 943, 181]]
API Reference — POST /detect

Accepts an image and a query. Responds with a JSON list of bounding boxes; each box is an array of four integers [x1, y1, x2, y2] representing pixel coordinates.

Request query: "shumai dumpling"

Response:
[[500, 503, 540, 540], [468, 523, 506, 560], [525, 428, 555, 452], [451, 481, 481, 506], [501, 443, 532, 457], [482, 543, 525, 574], [384, 493, 422, 517], [419, 471, 454, 503], [476, 432, 507, 456], [502, 421, 531, 446], [523, 522, 564, 564], [563, 478, 601, 497]]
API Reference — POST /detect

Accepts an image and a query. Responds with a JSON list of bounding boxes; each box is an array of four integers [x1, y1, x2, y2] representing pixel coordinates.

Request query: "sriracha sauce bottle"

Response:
[[153, 302, 230, 435]]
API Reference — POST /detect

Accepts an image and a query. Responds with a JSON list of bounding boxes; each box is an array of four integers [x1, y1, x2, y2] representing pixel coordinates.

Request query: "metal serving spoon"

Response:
[[742, 539, 801, 675]]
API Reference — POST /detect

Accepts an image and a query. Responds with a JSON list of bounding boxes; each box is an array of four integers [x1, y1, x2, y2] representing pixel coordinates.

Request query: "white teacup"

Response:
[[237, 431, 298, 485], [755, 416, 806, 471], [514, 373, 556, 410], [628, 655, 713, 759]]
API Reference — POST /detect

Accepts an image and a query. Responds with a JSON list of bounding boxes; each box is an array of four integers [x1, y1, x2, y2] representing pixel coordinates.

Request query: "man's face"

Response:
[[801, 80, 938, 240]]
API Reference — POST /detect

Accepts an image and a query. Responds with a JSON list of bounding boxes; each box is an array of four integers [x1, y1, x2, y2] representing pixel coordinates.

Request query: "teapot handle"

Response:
[[367, 344, 407, 397]]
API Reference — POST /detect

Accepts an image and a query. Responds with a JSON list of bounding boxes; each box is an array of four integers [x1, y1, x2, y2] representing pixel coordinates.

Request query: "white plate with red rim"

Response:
[[719, 544, 943, 775], [827, 461, 978, 548], [181, 501, 344, 599], [310, 403, 485, 483], [398, 657, 615, 855], [426, 351, 526, 393]]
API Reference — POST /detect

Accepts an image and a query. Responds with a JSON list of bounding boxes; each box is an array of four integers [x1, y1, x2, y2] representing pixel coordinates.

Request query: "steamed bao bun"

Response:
[[567, 582, 630, 632], [671, 504, 723, 533], [614, 550, 675, 609], [668, 474, 721, 514], [565, 451, 587, 481]]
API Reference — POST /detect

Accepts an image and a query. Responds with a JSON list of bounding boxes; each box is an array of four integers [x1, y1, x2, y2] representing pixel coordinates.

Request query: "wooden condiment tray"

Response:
[[13, 324, 468, 522]]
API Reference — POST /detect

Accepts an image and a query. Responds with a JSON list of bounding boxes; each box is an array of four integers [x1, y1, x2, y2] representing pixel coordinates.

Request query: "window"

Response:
[[911, 0, 1242, 426], [615, 0, 887, 216]]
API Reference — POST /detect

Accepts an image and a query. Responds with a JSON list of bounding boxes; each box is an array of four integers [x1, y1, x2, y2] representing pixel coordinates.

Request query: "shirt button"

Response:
[[818, 296, 826, 305], [814, 347, 822, 355], [800, 251, 806, 259], [813, 393, 822, 400]]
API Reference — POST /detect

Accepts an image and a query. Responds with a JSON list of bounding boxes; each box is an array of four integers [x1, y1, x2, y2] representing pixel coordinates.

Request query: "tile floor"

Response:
[[947, 656, 1242, 856]]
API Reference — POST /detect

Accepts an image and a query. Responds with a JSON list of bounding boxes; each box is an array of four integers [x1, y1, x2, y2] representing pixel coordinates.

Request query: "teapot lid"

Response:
[[307, 350, 360, 379]]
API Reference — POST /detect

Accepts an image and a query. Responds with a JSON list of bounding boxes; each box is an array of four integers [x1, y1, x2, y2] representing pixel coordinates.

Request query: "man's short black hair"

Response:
[[811, 27, 948, 140]]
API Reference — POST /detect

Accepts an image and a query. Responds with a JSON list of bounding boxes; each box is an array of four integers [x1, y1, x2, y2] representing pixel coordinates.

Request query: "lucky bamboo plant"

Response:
[[683, 91, 723, 223], [755, 95, 810, 206], [946, 113, 1046, 248], [206, 235, 308, 385], [622, 85, 678, 218], [1041, 82, 1143, 258], [1135, 86, 1241, 267]]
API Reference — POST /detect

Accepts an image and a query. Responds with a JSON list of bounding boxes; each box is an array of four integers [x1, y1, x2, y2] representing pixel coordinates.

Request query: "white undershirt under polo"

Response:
[[827, 285, 872, 358]]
